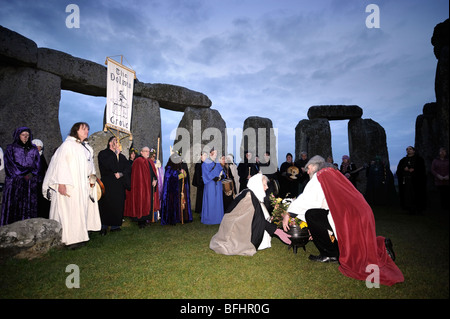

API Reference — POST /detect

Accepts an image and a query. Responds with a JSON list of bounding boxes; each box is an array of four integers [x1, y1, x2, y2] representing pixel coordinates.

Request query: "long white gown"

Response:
[[43, 136, 101, 245]]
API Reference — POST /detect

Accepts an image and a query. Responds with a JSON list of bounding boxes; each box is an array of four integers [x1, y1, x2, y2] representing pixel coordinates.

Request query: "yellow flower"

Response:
[[299, 221, 308, 229]]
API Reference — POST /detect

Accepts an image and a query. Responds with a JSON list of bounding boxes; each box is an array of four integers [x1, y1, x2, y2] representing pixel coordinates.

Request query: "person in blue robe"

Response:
[[160, 154, 192, 225], [201, 148, 226, 225]]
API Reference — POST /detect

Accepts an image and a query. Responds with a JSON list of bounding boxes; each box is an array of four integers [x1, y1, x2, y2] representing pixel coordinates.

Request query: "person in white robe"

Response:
[[210, 173, 291, 256], [42, 122, 101, 248]]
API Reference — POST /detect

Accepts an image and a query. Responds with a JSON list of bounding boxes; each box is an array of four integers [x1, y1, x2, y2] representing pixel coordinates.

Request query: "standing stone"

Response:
[[348, 118, 389, 193], [240, 116, 278, 175], [173, 107, 227, 211], [431, 19, 449, 150], [0, 66, 62, 161], [295, 118, 332, 160], [308, 105, 363, 120], [415, 103, 442, 189], [129, 96, 161, 158]]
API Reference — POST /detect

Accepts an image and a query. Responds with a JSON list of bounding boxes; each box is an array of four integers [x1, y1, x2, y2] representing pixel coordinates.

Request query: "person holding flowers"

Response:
[[210, 173, 291, 256], [284, 155, 404, 286]]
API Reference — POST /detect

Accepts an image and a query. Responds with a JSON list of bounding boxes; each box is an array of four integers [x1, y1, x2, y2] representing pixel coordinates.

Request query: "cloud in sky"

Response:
[[1, 0, 448, 172]]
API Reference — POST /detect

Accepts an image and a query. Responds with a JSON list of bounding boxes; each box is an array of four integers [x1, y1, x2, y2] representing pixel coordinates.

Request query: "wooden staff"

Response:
[[157, 137, 160, 162], [180, 176, 185, 224]]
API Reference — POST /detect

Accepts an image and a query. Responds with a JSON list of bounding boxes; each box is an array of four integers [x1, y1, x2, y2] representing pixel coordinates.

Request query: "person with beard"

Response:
[[285, 156, 403, 286], [210, 173, 292, 256], [124, 146, 158, 228], [160, 152, 192, 225], [42, 122, 101, 248], [98, 136, 131, 235], [1, 127, 40, 226]]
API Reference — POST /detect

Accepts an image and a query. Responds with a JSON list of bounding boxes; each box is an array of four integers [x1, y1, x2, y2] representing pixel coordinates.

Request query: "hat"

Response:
[[32, 139, 43, 148], [342, 155, 350, 160]]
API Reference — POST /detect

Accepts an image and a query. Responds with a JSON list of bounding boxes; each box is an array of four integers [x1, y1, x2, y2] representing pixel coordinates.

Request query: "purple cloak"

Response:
[[0, 127, 40, 226]]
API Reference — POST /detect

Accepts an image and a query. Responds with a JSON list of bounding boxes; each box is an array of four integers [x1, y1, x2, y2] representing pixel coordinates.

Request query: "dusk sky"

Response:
[[1, 0, 448, 173]]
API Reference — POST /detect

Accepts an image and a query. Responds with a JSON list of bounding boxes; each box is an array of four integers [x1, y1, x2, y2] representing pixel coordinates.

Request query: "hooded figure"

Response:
[[1, 127, 40, 226], [160, 154, 192, 225], [209, 173, 291, 256]]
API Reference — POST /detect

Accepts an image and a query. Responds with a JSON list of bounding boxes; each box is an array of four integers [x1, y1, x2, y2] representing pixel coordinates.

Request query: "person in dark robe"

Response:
[[286, 156, 404, 286], [1, 127, 40, 226], [431, 147, 449, 210], [365, 156, 397, 206], [220, 155, 237, 211], [201, 148, 226, 225], [279, 153, 300, 198], [210, 173, 291, 256], [149, 148, 162, 222], [237, 151, 259, 192], [255, 152, 278, 214], [32, 139, 50, 219], [192, 151, 207, 215], [160, 152, 192, 225], [124, 146, 158, 228], [98, 136, 131, 235], [128, 145, 139, 165], [294, 151, 309, 194], [396, 146, 427, 214], [340, 155, 359, 188]]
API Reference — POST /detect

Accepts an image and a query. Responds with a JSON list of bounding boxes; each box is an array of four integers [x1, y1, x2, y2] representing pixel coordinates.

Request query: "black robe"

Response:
[[192, 161, 204, 214], [237, 161, 259, 192], [279, 161, 300, 198], [98, 148, 131, 226], [396, 154, 427, 213]]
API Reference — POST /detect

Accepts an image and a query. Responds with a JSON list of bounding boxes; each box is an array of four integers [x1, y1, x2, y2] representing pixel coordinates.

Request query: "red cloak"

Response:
[[124, 157, 159, 220], [317, 167, 404, 286]]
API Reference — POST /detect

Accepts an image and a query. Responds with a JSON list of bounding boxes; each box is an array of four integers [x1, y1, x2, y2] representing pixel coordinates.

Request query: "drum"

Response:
[[96, 178, 105, 200], [222, 179, 234, 197], [287, 165, 300, 179]]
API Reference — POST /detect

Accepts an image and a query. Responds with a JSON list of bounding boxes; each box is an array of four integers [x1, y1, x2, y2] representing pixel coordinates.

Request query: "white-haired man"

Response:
[[284, 155, 404, 286]]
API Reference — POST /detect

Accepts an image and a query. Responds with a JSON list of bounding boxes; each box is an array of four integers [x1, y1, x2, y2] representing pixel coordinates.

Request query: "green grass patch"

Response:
[[0, 203, 448, 300]]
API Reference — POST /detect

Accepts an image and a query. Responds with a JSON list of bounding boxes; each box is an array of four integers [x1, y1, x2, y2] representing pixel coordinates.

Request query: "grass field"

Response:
[[0, 195, 448, 304]]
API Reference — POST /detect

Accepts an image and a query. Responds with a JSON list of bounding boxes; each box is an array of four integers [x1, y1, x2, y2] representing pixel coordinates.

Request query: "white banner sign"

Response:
[[106, 57, 135, 134]]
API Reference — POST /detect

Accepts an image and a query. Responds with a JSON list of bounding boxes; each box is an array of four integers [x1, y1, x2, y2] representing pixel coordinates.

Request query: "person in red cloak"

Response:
[[124, 146, 158, 228], [284, 155, 404, 286]]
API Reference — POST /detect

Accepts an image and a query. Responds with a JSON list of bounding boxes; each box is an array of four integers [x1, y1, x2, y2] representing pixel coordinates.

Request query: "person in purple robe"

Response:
[[160, 153, 192, 225], [201, 148, 226, 225], [1, 127, 40, 226]]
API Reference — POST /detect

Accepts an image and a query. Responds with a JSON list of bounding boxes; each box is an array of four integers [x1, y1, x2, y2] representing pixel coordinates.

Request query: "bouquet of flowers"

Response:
[[269, 193, 308, 229]]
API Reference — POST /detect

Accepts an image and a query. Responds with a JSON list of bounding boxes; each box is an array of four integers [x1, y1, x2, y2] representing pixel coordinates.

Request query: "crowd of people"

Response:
[[0, 123, 447, 284]]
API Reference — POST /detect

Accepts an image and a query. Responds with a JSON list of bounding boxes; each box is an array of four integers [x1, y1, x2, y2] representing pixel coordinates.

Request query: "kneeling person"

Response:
[[285, 156, 404, 286], [210, 173, 291, 256]]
